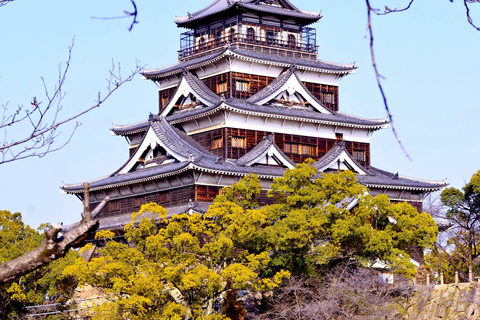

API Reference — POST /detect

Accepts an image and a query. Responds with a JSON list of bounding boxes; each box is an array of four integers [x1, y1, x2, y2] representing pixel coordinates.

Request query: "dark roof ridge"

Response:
[[182, 70, 223, 105], [247, 66, 294, 103]]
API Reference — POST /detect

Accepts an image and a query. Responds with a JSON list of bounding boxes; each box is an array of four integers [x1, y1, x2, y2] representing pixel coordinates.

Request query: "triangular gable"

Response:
[[161, 74, 218, 117], [244, 144, 295, 168], [315, 147, 367, 175], [118, 127, 188, 174], [236, 136, 295, 169], [248, 67, 333, 115]]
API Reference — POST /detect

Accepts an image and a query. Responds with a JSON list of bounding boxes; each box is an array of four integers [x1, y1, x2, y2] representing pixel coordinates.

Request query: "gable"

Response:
[[118, 127, 187, 175], [316, 149, 367, 175], [244, 144, 295, 168], [160, 76, 217, 117], [249, 69, 333, 115]]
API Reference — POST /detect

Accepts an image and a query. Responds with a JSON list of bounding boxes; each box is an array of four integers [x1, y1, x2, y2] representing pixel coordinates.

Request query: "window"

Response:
[[199, 37, 206, 50], [158, 193, 170, 204], [284, 142, 316, 156], [236, 80, 250, 93], [323, 93, 335, 104], [353, 149, 366, 162], [288, 34, 296, 49], [212, 136, 224, 150], [134, 196, 145, 207], [232, 136, 246, 149], [108, 201, 120, 212], [247, 27, 255, 42], [216, 81, 228, 94], [161, 96, 170, 109], [335, 133, 344, 140], [229, 28, 236, 42]]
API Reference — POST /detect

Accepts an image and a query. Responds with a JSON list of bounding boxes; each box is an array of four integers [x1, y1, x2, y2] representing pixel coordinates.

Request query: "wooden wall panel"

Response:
[[192, 128, 370, 169], [92, 186, 195, 219], [195, 185, 221, 202], [158, 87, 179, 114]]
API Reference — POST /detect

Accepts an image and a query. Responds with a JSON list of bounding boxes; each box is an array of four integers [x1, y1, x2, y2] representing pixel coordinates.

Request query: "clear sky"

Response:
[[0, 0, 479, 229]]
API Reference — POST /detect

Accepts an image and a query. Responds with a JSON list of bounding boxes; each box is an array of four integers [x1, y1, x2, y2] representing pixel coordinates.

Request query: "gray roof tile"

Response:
[[142, 47, 355, 79], [176, 0, 320, 27], [111, 120, 150, 136]]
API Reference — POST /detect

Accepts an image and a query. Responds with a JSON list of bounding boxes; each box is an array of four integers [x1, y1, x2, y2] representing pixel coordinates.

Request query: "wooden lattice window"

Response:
[[236, 80, 250, 93], [323, 93, 335, 104], [212, 136, 224, 150], [284, 143, 316, 156], [353, 150, 366, 162], [108, 201, 120, 212], [217, 81, 228, 94], [134, 196, 145, 207], [232, 136, 246, 149]]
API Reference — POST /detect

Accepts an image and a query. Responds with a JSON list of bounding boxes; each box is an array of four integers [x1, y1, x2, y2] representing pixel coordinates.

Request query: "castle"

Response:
[[62, 0, 445, 238]]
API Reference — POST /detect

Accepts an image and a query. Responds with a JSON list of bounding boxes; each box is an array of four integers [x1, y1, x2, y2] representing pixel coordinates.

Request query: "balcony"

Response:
[[178, 27, 318, 62]]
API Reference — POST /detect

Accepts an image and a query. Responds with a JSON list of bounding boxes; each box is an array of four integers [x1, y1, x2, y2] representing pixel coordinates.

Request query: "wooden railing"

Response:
[[178, 33, 318, 61]]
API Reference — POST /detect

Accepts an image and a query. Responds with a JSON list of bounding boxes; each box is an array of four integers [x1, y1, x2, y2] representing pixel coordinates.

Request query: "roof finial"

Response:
[[392, 172, 399, 180]]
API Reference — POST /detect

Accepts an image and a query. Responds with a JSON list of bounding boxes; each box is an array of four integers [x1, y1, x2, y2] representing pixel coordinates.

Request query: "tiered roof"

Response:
[[176, 0, 322, 28], [141, 47, 356, 80], [65, 116, 446, 195]]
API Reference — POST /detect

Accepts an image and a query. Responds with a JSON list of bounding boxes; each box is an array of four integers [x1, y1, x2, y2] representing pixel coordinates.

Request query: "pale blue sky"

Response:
[[0, 0, 479, 228]]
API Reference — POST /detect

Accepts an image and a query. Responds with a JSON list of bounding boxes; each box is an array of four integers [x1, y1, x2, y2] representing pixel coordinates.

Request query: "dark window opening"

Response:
[[212, 136, 224, 150], [353, 149, 366, 162], [134, 196, 145, 208], [335, 133, 344, 141], [108, 201, 120, 212]]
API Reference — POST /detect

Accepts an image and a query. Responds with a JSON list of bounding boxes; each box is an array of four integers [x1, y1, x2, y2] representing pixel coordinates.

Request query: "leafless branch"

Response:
[[464, 0, 480, 30], [365, 0, 412, 160], [91, 0, 138, 31], [0, 0, 13, 8], [0, 184, 110, 284], [0, 39, 143, 165]]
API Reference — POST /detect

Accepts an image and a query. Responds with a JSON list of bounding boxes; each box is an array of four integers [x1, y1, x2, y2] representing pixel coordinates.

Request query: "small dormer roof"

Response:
[[247, 65, 333, 114], [236, 135, 296, 168]]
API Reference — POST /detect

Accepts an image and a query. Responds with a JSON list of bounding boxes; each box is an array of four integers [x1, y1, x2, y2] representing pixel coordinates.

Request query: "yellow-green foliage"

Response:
[[67, 165, 439, 319], [0, 210, 79, 318]]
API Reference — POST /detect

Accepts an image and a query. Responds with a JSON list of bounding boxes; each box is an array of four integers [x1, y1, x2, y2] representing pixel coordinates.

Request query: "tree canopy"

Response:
[[65, 163, 438, 319]]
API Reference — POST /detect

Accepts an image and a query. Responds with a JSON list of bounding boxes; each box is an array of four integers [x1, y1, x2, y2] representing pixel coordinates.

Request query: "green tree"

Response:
[[264, 162, 438, 277], [65, 177, 288, 320], [439, 170, 480, 282], [67, 164, 438, 319], [0, 210, 79, 319]]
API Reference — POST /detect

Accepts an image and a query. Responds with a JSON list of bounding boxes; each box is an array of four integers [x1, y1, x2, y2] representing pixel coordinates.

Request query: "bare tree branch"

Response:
[[91, 0, 139, 31], [0, 39, 143, 165], [0, 0, 13, 8], [365, 0, 412, 160], [0, 184, 109, 284], [464, 0, 480, 30]]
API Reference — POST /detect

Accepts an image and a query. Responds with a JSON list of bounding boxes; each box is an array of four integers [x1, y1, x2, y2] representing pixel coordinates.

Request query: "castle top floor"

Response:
[[175, 0, 322, 62]]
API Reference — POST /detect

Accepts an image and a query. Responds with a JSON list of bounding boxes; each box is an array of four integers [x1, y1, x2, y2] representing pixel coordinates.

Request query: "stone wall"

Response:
[[407, 283, 480, 319]]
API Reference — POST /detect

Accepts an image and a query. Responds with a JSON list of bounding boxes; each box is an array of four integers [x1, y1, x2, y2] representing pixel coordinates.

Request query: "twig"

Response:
[[464, 0, 480, 31], [0, 39, 143, 165], [365, 0, 412, 160], [91, 0, 138, 31]]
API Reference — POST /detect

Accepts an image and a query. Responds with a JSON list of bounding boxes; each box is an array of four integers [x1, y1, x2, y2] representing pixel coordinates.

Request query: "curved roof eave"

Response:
[[141, 48, 356, 80], [167, 103, 389, 130]]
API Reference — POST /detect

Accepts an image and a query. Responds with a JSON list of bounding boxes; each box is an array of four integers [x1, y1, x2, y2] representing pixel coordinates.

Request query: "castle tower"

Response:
[[62, 0, 445, 238]]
